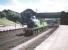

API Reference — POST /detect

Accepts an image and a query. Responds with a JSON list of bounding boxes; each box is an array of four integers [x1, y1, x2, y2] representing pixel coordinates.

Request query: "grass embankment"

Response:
[[0, 18, 15, 26]]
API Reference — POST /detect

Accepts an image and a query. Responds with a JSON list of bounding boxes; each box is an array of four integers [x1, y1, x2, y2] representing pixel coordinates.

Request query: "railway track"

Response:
[[0, 26, 58, 50], [11, 26, 58, 50]]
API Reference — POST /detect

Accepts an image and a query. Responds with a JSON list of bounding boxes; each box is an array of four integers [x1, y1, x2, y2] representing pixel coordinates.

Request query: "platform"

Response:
[[34, 25, 68, 50]]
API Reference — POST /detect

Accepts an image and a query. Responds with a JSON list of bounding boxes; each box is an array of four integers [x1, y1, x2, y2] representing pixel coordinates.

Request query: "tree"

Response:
[[0, 11, 6, 18], [60, 11, 68, 25], [3, 9, 21, 22]]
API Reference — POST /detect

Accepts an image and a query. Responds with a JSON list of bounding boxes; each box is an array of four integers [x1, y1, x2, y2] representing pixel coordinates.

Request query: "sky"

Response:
[[0, 0, 68, 13]]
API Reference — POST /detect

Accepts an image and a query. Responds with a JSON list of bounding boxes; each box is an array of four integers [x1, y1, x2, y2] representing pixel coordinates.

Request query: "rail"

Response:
[[11, 27, 58, 50]]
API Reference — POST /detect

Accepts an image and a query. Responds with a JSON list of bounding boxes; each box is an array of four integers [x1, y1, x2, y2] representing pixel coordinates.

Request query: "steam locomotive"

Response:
[[16, 9, 48, 36], [20, 9, 47, 28]]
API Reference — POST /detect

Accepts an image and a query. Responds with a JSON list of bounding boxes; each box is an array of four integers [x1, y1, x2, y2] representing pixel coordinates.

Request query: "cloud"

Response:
[[0, 0, 68, 12], [36, 0, 68, 12]]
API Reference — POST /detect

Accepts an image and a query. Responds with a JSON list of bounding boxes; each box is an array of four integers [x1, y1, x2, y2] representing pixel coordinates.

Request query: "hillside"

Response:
[[0, 18, 15, 26]]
